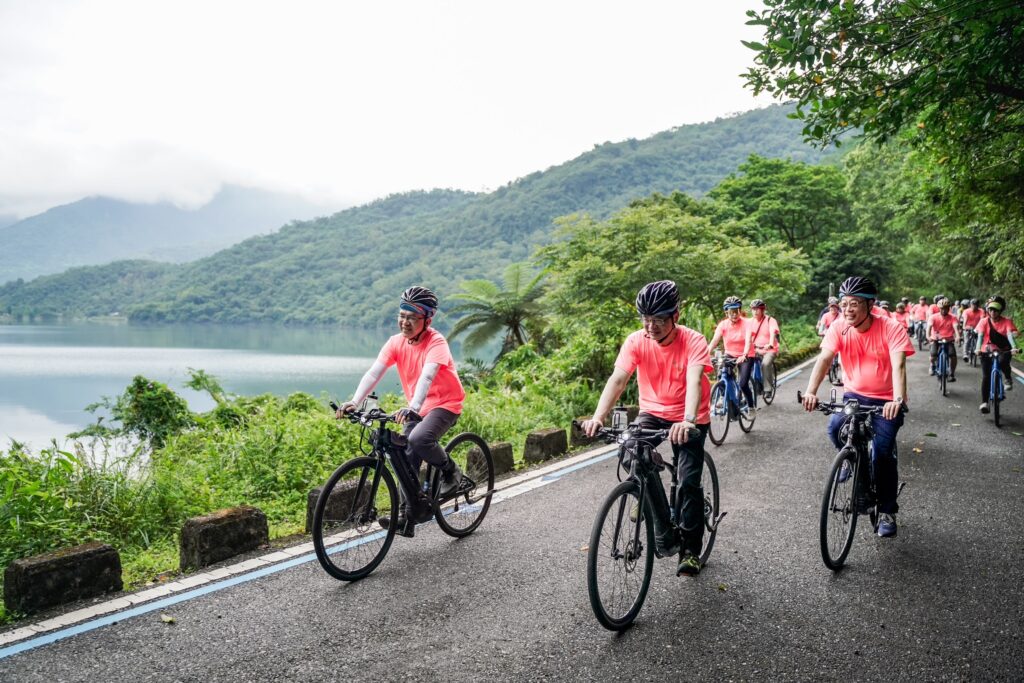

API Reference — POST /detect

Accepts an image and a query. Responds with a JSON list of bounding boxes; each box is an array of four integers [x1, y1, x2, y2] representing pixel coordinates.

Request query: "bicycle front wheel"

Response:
[[587, 481, 654, 631], [434, 432, 495, 537], [708, 384, 730, 446], [699, 452, 720, 566], [819, 449, 859, 571], [738, 394, 755, 433], [313, 456, 398, 581]]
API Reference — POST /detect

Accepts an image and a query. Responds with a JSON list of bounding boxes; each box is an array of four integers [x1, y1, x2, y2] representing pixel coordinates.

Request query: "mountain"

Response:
[[0, 186, 344, 285], [0, 104, 836, 326]]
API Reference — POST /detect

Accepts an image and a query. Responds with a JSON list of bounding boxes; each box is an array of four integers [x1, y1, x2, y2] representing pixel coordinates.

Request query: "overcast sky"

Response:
[[0, 0, 773, 219]]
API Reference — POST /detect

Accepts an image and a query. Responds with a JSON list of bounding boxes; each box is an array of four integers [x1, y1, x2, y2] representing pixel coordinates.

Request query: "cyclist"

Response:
[[976, 296, 1019, 414], [910, 296, 929, 339], [877, 300, 892, 318], [893, 301, 912, 332], [927, 297, 960, 381], [930, 294, 944, 316], [817, 297, 841, 337], [337, 286, 466, 537], [744, 298, 780, 397], [708, 295, 756, 412], [800, 276, 913, 538], [961, 298, 984, 362], [581, 280, 712, 576]]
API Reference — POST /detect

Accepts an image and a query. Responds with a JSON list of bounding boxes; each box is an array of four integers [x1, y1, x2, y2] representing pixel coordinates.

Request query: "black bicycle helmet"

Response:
[[400, 286, 438, 317], [838, 276, 877, 300], [723, 295, 742, 310], [900, 297, 910, 304], [970, 298, 979, 306], [933, 294, 944, 303], [750, 298, 766, 309], [635, 280, 679, 316]]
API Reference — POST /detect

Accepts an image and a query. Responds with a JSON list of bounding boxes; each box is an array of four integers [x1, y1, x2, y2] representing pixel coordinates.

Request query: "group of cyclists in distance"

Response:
[[335, 277, 1017, 578], [817, 291, 1020, 414]]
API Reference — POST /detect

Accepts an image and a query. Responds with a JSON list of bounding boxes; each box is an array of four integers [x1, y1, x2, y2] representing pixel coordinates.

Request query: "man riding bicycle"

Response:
[[927, 297, 960, 381], [800, 276, 913, 538], [817, 297, 840, 337], [337, 286, 466, 537], [976, 296, 1019, 414], [708, 296, 755, 412], [961, 298, 984, 362], [745, 298, 780, 396], [581, 280, 712, 576]]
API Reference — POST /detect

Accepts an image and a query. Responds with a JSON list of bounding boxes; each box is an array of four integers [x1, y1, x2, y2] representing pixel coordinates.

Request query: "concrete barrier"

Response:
[[3, 541, 122, 614], [570, 416, 598, 448], [523, 427, 568, 464], [484, 441, 515, 474], [180, 506, 268, 571], [305, 479, 361, 533]]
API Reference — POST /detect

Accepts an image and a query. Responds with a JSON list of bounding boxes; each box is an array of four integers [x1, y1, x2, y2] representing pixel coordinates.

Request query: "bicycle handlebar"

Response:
[[796, 391, 908, 416], [571, 420, 700, 443], [329, 402, 397, 426]]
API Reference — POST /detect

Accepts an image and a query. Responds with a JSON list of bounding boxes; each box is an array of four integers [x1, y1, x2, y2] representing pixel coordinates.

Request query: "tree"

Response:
[[447, 263, 547, 359]]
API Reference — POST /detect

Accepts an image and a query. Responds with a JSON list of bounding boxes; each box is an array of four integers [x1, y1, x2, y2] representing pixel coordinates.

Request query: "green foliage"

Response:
[[448, 262, 547, 358]]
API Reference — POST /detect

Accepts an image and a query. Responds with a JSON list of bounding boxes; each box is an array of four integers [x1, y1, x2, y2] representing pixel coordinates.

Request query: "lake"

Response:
[[0, 322, 413, 450]]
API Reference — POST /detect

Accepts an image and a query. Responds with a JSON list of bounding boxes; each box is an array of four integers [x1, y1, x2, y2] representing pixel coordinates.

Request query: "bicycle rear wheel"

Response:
[[708, 384, 729, 446], [699, 452, 720, 566], [828, 360, 842, 386], [587, 481, 653, 631], [762, 365, 777, 405], [993, 394, 1001, 428], [313, 456, 398, 581], [433, 432, 495, 537], [819, 449, 859, 571]]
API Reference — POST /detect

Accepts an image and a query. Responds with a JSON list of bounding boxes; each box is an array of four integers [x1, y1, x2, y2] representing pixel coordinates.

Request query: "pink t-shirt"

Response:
[[893, 311, 911, 328], [614, 325, 713, 424], [376, 328, 465, 415], [714, 317, 750, 357], [928, 312, 957, 341], [929, 303, 940, 315], [821, 309, 840, 331], [747, 315, 780, 355], [975, 316, 1018, 351], [962, 308, 984, 329], [911, 303, 929, 321], [822, 315, 915, 400], [871, 306, 890, 318]]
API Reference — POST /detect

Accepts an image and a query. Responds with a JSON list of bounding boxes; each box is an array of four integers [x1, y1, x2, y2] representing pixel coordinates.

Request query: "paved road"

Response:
[[3, 350, 1023, 681]]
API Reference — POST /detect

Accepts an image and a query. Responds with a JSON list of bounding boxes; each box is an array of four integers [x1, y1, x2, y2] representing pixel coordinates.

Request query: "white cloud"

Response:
[[0, 0, 773, 218]]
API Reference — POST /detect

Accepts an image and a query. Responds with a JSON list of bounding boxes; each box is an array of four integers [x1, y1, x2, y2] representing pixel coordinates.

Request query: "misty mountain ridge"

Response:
[[0, 186, 345, 285]]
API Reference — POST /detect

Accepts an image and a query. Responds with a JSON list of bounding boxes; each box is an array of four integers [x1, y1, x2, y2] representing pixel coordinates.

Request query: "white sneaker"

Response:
[[980, 402, 990, 414]]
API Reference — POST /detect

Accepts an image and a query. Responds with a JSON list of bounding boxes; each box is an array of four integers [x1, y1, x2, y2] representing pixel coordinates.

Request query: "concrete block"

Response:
[[523, 427, 568, 464], [3, 541, 122, 615], [306, 479, 360, 533], [179, 506, 268, 571]]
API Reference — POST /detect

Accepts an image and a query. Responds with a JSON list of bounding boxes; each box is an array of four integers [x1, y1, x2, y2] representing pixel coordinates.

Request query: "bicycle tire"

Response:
[[433, 432, 495, 537], [708, 383, 729, 446], [819, 449, 859, 571], [762, 366, 777, 405], [994, 393, 1001, 428], [313, 456, 398, 581], [738, 394, 755, 433], [828, 360, 842, 387], [940, 362, 947, 397], [587, 481, 653, 631], [699, 452, 720, 566]]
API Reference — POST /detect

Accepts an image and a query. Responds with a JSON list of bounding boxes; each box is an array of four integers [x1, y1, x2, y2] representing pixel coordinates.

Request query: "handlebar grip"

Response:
[[796, 390, 803, 403], [330, 401, 339, 411]]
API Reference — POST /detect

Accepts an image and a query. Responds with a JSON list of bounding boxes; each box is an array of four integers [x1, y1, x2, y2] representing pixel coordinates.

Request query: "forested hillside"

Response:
[[0, 104, 834, 326], [0, 186, 342, 285]]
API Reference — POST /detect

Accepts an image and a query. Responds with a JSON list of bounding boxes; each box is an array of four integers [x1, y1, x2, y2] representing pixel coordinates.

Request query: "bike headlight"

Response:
[[844, 400, 860, 416]]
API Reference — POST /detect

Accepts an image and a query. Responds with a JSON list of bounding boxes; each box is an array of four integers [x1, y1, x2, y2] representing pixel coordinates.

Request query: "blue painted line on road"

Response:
[[776, 368, 802, 385], [0, 447, 619, 661], [1015, 375, 1024, 386]]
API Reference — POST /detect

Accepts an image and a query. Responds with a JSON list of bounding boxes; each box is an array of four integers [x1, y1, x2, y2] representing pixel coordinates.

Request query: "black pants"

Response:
[[735, 358, 757, 407], [981, 352, 1013, 403], [635, 412, 709, 556], [930, 340, 958, 375], [402, 407, 459, 474]]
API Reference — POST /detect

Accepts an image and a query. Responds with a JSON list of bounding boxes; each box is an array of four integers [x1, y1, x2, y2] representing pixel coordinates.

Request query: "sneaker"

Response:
[[929, 367, 936, 376], [963, 355, 969, 362], [379, 511, 416, 538], [677, 551, 701, 576], [949, 375, 956, 382], [877, 513, 897, 538], [438, 460, 465, 498], [837, 459, 852, 484], [1005, 381, 1013, 392], [654, 531, 680, 559], [980, 402, 990, 414]]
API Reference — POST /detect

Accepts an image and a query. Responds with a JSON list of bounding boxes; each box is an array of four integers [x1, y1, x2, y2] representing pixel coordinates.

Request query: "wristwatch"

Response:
[[684, 414, 697, 423]]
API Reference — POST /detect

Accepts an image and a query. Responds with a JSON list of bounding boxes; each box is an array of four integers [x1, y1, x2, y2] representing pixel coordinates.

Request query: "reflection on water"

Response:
[[0, 322, 410, 450]]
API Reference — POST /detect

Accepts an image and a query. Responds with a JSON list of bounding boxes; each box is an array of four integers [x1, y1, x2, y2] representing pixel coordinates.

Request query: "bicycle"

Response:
[[934, 339, 953, 397], [751, 352, 777, 406], [312, 400, 495, 581], [827, 353, 843, 387], [982, 348, 1020, 428], [708, 354, 755, 446], [582, 421, 725, 631], [914, 320, 927, 351], [964, 329, 979, 367], [798, 391, 907, 571]]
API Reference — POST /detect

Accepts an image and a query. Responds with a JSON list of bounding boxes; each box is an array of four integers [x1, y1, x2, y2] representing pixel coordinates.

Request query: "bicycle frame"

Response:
[[936, 340, 950, 379], [987, 351, 1007, 403], [714, 357, 747, 415]]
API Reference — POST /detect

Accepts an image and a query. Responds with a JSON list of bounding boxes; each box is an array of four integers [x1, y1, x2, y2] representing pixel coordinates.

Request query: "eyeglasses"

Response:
[[398, 313, 424, 323], [640, 315, 670, 326]]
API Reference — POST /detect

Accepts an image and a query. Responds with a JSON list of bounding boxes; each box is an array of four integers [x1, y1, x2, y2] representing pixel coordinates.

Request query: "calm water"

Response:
[[0, 322, 412, 450]]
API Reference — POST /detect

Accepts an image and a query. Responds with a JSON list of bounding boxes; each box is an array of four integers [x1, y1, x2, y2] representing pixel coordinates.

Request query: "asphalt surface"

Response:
[[3, 350, 1023, 682]]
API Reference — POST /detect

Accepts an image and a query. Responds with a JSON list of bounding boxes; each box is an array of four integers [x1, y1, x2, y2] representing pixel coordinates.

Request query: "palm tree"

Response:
[[448, 262, 546, 358]]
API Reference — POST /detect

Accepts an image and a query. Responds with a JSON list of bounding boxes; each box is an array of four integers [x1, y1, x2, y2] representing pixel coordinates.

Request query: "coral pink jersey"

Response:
[[975, 316, 1018, 351], [822, 316, 915, 400], [911, 303, 929, 321], [961, 308, 984, 328], [893, 311, 911, 328], [821, 309, 840, 330], [615, 326, 712, 424], [747, 315, 780, 355], [928, 312, 958, 341], [714, 317, 750, 357], [377, 328, 465, 415]]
